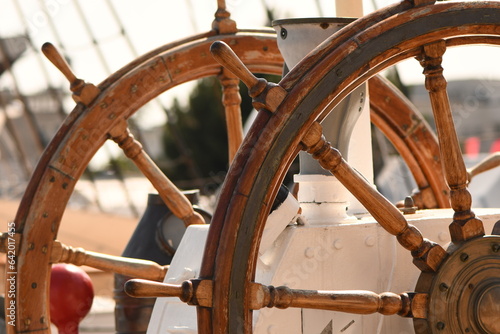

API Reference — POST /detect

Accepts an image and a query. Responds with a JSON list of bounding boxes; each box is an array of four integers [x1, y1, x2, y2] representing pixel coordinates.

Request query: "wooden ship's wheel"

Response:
[[124, 1, 500, 333], [3, 0, 500, 334]]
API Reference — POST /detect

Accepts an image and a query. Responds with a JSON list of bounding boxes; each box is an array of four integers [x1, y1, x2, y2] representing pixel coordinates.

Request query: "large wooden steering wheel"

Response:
[[13, 0, 500, 333], [125, 1, 500, 333]]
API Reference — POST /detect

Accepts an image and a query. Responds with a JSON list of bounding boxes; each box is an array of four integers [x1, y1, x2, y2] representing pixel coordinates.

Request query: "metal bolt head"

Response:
[[436, 322, 445, 330], [402, 196, 417, 214], [460, 252, 469, 262], [304, 247, 315, 258], [280, 27, 287, 39]]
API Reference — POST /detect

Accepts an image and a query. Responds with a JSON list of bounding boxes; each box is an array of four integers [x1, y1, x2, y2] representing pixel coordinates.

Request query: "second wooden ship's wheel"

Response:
[[5, 0, 500, 334], [124, 1, 500, 333]]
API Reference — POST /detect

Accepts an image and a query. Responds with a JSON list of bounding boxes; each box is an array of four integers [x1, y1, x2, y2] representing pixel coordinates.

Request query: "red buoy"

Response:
[[50, 264, 94, 334]]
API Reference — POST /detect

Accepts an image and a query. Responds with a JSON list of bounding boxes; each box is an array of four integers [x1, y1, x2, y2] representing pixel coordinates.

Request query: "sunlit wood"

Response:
[[125, 278, 213, 307], [109, 120, 205, 227], [468, 152, 500, 181], [51, 241, 168, 281], [417, 40, 485, 242], [124, 278, 429, 318], [219, 69, 244, 163], [301, 122, 446, 272], [210, 41, 287, 112], [41, 42, 100, 105]]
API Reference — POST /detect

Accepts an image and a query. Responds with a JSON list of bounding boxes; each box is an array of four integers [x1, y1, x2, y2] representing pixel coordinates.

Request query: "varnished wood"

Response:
[[109, 120, 205, 227], [202, 4, 500, 332], [414, 236, 500, 333], [468, 152, 500, 181], [418, 40, 485, 242], [51, 241, 168, 281], [412, 0, 436, 7], [1, 235, 167, 281], [0, 232, 20, 253], [219, 69, 244, 163], [210, 41, 287, 112], [368, 75, 448, 209], [212, 0, 236, 34], [125, 279, 213, 307], [301, 122, 447, 272], [124, 278, 428, 319], [210, 41, 265, 94], [125, 279, 194, 300], [12, 3, 500, 334], [41, 42, 100, 105], [13, 32, 283, 334], [249, 284, 425, 318]]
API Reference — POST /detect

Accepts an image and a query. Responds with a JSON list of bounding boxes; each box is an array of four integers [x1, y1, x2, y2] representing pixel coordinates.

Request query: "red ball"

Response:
[[50, 264, 94, 334]]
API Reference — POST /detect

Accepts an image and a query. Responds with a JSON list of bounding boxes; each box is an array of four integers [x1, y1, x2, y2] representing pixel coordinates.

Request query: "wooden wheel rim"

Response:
[[202, 2, 500, 333]]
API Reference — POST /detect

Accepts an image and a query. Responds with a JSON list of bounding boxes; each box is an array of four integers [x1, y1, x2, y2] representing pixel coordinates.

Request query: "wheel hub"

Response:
[[415, 236, 500, 333], [476, 283, 500, 333]]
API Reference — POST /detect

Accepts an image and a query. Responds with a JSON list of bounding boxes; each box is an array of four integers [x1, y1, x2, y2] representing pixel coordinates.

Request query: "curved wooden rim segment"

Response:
[[202, 3, 500, 333]]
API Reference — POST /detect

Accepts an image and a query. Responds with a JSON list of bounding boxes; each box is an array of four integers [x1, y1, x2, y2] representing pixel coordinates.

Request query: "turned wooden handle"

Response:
[[41, 42, 78, 85], [124, 279, 213, 306], [210, 41, 264, 95], [42, 42, 100, 105], [251, 285, 407, 315], [125, 279, 188, 298], [250, 284, 427, 318], [123, 278, 427, 318], [419, 41, 484, 242], [52, 241, 168, 281], [468, 152, 500, 180], [301, 122, 446, 272]]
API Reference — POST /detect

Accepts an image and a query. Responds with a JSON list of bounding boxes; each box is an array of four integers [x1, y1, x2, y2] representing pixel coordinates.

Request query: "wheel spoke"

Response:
[[417, 40, 485, 242], [468, 152, 500, 181], [109, 120, 205, 226], [301, 122, 447, 272], [124, 278, 428, 318], [492, 221, 500, 235], [212, 0, 237, 34], [1, 235, 169, 282], [219, 69, 244, 163], [210, 41, 287, 112], [248, 284, 428, 318], [50, 240, 168, 281], [125, 278, 213, 307]]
